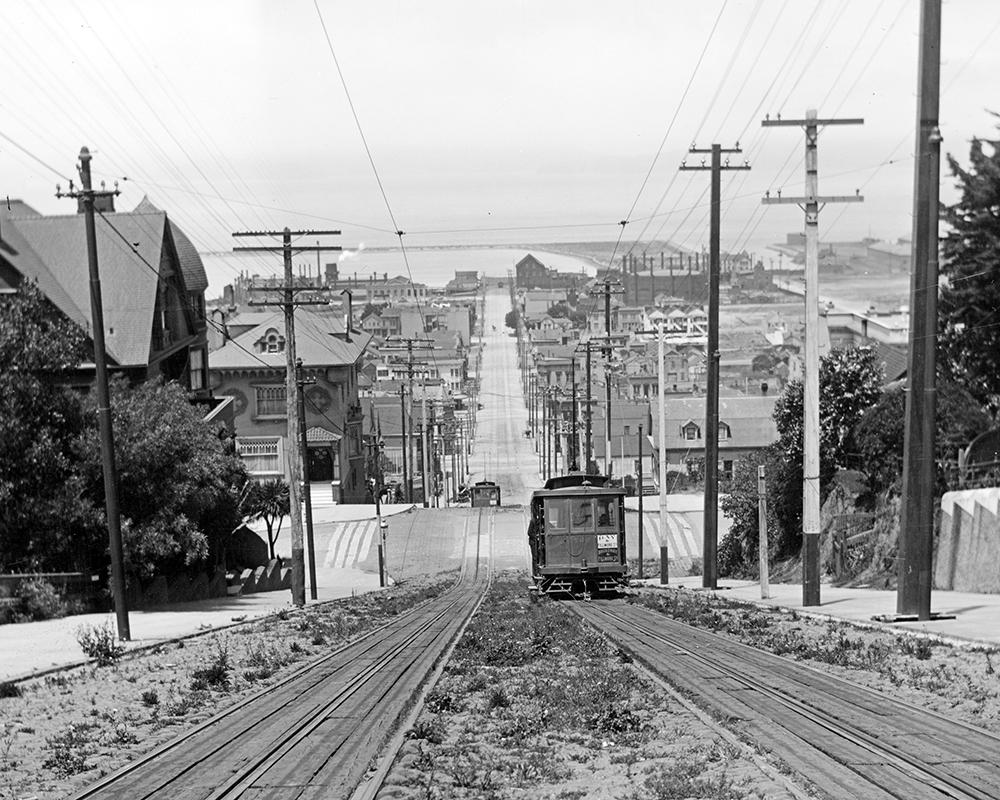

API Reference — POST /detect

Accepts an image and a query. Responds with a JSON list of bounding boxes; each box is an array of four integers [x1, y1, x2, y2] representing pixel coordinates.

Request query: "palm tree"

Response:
[[244, 479, 290, 560]]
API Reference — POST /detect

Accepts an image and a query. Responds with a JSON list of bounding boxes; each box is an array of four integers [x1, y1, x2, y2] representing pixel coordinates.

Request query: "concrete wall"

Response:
[[935, 488, 1000, 592]]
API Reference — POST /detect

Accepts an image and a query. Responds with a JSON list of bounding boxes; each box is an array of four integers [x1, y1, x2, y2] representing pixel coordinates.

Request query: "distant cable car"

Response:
[[470, 480, 501, 507]]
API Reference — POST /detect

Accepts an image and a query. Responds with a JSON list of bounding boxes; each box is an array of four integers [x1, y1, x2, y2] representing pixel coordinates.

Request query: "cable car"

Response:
[[470, 480, 501, 507], [528, 473, 627, 596]]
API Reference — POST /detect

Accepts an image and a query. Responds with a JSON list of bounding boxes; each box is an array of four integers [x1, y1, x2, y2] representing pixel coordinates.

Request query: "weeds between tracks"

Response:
[[381, 574, 804, 800]]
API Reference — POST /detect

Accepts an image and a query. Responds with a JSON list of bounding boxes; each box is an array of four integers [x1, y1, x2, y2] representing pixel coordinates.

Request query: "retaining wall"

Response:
[[935, 488, 1000, 592]]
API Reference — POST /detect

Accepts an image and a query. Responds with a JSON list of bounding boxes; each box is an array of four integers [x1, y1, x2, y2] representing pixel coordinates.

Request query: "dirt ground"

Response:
[[4, 572, 997, 800], [0, 575, 455, 800]]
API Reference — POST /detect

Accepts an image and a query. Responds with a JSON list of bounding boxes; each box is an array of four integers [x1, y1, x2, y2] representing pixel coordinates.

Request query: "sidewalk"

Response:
[[1, 505, 416, 683], [647, 577, 1000, 646]]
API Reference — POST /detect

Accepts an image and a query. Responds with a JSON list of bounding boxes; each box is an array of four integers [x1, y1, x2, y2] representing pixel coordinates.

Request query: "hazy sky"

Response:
[[3, 0, 999, 279]]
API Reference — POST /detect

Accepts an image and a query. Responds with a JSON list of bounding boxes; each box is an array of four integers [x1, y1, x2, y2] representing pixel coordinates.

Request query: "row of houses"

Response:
[[533, 392, 780, 486], [2, 194, 482, 505]]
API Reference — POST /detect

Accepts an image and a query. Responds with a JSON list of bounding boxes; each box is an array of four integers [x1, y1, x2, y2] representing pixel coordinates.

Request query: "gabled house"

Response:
[[1, 196, 209, 394], [650, 395, 779, 482], [209, 310, 371, 503]]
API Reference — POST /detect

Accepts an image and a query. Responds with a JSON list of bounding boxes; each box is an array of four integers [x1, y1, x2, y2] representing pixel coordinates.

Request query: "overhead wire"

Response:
[[97, 208, 351, 436], [312, 0, 444, 385], [727, 0, 909, 255]]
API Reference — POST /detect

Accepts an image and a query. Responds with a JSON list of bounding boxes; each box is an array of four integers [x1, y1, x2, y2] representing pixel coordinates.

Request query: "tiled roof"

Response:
[[306, 426, 341, 443], [210, 310, 369, 370]]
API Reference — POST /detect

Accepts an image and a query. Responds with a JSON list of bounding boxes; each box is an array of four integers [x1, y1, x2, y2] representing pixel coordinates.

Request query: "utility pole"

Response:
[[762, 112, 863, 606], [58, 147, 130, 640], [758, 464, 770, 599], [384, 337, 432, 504], [681, 143, 750, 590], [233, 227, 341, 607], [421, 376, 430, 506], [585, 343, 593, 472], [898, 0, 942, 621], [569, 357, 579, 471], [638, 424, 644, 580], [295, 358, 318, 600], [400, 386, 409, 502], [593, 281, 624, 477], [657, 319, 668, 583]]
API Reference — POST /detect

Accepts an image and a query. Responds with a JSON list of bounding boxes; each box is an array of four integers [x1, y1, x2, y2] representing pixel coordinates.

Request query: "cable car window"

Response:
[[570, 498, 594, 531], [596, 497, 616, 528], [546, 499, 567, 531]]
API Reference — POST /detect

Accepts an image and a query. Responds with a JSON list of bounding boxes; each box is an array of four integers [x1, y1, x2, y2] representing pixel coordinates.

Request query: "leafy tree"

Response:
[[244, 478, 290, 560], [719, 450, 780, 577], [547, 301, 571, 319], [0, 281, 96, 572], [768, 347, 883, 557], [940, 124, 1000, 415], [74, 378, 249, 578], [504, 309, 518, 330], [853, 380, 992, 499], [360, 302, 387, 321]]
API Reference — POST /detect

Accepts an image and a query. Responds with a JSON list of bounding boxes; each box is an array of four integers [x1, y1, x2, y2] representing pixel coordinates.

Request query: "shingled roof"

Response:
[[0, 200, 90, 332], [4, 198, 207, 368], [134, 196, 208, 293], [650, 395, 779, 450], [210, 310, 370, 370], [11, 210, 168, 366]]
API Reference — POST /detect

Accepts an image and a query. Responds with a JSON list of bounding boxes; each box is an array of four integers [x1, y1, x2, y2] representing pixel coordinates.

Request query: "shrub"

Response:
[[18, 578, 68, 621], [42, 721, 98, 777], [407, 716, 446, 744], [190, 644, 231, 691], [75, 621, 126, 666], [241, 637, 292, 681], [0, 682, 22, 699], [140, 689, 159, 707]]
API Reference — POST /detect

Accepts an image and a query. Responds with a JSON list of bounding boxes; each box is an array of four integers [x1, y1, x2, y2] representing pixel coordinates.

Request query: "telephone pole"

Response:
[[762, 112, 863, 606], [681, 143, 750, 590], [233, 228, 341, 607], [585, 343, 593, 472], [898, 0, 942, 621], [295, 359, 318, 600], [569, 357, 579, 471], [592, 281, 624, 477], [57, 147, 130, 640], [384, 337, 433, 505]]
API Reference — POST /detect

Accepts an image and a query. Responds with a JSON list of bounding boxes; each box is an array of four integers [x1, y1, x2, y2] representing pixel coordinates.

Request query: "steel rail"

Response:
[[350, 507, 495, 800], [204, 589, 483, 800], [577, 602, 999, 800], [72, 510, 489, 800]]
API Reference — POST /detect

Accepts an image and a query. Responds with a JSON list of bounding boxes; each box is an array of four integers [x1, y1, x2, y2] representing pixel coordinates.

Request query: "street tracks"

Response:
[[575, 600, 1000, 800], [72, 508, 493, 800]]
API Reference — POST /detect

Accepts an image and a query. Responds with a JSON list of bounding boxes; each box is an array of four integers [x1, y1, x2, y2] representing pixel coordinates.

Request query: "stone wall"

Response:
[[935, 488, 1000, 593]]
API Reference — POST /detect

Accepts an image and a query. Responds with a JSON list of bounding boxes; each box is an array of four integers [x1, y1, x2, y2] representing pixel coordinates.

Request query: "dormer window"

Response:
[[681, 420, 701, 440], [719, 422, 731, 440], [255, 328, 285, 354]]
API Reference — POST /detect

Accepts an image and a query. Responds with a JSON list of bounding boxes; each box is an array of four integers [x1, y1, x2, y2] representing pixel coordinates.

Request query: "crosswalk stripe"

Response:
[[641, 511, 701, 559], [326, 520, 358, 568], [346, 520, 376, 567]]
